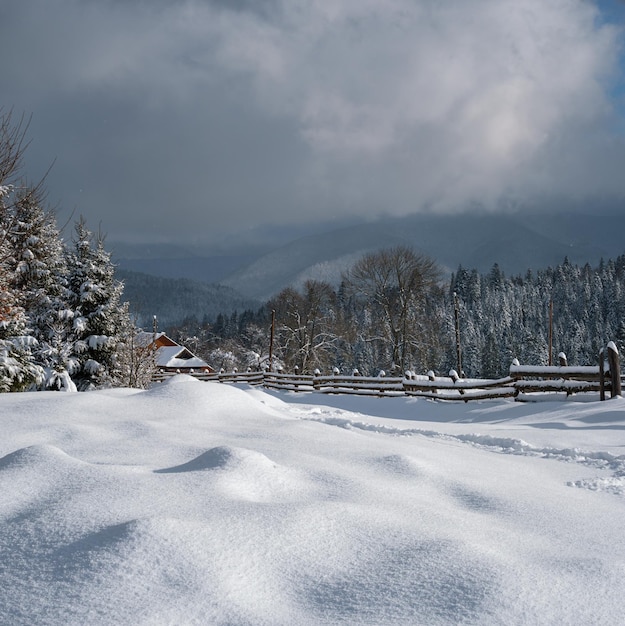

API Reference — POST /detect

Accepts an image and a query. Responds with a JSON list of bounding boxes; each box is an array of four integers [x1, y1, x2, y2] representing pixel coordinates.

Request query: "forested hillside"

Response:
[[168, 249, 625, 378], [116, 269, 260, 328], [451, 258, 625, 376], [218, 211, 625, 300]]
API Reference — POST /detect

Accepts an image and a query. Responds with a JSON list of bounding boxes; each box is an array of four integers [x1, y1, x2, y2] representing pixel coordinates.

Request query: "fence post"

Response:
[[608, 342, 621, 398], [313, 368, 321, 390], [449, 369, 465, 398], [427, 370, 437, 395]]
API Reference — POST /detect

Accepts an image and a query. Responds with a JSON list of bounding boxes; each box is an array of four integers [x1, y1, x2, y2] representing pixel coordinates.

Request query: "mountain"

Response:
[[112, 211, 625, 302], [219, 212, 625, 300], [111, 242, 255, 285], [117, 269, 261, 328], [116, 255, 255, 285]]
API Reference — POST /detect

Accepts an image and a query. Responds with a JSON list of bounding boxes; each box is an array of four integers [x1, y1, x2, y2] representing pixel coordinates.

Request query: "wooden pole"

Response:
[[268, 309, 276, 372], [548, 299, 553, 366], [453, 292, 463, 377], [608, 341, 621, 398]]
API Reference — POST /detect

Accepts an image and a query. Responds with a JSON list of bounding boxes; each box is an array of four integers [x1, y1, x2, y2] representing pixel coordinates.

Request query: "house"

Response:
[[136, 332, 214, 374]]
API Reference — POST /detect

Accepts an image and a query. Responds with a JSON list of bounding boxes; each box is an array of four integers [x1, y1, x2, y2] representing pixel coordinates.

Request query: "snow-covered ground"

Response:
[[2, 376, 625, 625]]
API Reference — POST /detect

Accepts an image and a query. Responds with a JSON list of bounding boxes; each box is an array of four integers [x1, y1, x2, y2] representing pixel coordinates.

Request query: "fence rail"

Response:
[[152, 343, 621, 402]]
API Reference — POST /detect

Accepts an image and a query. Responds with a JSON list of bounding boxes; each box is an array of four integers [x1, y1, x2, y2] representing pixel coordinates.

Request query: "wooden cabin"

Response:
[[136, 332, 214, 374]]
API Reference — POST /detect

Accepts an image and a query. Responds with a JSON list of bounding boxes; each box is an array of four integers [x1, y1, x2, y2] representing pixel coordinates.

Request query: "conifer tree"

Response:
[[0, 111, 45, 391], [66, 217, 133, 390], [7, 189, 75, 387], [0, 189, 44, 391]]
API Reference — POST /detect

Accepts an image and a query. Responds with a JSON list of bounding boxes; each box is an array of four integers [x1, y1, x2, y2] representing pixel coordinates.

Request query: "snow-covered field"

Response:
[[2, 376, 625, 625]]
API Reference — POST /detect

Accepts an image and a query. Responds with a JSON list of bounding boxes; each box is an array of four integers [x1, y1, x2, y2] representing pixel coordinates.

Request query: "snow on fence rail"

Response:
[[509, 364, 606, 400], [151, 369, 263, 385], [151, 344, 621, 402], [402, 373, 517, 401]]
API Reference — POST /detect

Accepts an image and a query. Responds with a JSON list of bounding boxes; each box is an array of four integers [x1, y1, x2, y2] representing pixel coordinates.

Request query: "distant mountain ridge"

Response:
[[219, 212, 624, 299], [114, 211, 625, 303], [116, 255, 255, 285]]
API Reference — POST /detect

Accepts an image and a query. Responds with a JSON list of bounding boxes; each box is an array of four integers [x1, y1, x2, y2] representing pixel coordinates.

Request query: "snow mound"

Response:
[[142, 374, 207, 401], [155, 445, 275, 473], [0, 444, 94, 521], [158, 373, 200, 385], [0, 444, 84, 471], [374, 453, 426, 478], [157, 445, 308, 503], [142, 377, 282, 419]]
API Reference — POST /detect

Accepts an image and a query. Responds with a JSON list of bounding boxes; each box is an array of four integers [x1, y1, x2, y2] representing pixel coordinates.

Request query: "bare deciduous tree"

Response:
[[269, 280, 339, 373], [343, 246, 441, 374]]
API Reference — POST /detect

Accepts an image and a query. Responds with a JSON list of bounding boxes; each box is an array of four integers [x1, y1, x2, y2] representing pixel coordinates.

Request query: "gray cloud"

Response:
[[1, 0, 624, 246]]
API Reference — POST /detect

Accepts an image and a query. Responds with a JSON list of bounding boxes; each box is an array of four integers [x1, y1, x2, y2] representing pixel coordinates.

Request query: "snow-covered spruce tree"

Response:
[[6, 188, 76, 388], [0, 186, 44, 391], [0, 111, 46, 391], [66, 217, 134, 390], [0, 284, 43, 391]]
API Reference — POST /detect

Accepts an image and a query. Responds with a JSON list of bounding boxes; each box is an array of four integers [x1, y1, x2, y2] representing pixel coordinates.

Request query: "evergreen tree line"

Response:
[[452, 258, 625, 377], [0, 111, 136, 391], [170, 250, 625, 379]]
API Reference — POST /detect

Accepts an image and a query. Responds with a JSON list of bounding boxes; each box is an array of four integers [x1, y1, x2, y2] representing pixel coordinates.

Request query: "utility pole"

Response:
[[453, 292, 463, 377], [268, 309, 276, 372], [548, 299, 553, 366]]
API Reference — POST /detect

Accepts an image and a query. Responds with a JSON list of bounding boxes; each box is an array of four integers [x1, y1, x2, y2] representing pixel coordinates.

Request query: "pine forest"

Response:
[[170, 250, 625, 380]]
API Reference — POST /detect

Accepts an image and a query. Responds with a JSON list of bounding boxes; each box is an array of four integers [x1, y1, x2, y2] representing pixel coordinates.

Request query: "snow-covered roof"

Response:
[[155, 345, 210, 369], [135, 331, 167, 348], [135, 331, 211, 370]]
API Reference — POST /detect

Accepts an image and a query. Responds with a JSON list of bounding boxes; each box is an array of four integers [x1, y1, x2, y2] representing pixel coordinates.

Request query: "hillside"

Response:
[[220, 212, 620, 299], [112, 241, 255, 285], [117, 269, 260, 328], [112, 211, 625, 303]]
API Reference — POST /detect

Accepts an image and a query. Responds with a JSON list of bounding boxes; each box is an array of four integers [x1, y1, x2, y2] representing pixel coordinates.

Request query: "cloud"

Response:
[[229, 0, 621, 210], [1, 0, 623, 244]]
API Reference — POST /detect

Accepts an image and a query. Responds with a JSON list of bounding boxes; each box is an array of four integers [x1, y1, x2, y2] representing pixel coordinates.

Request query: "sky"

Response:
[[2, 0, 625, 249], [2, 377, 625, 623]]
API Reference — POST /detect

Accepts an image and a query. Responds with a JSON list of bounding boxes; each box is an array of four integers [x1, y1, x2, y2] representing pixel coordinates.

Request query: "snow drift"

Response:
[[1, 378, 625, 624]]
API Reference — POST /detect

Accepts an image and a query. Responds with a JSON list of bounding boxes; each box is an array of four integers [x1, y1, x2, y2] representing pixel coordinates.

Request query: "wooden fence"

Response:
[[151, 343, 621, 402]]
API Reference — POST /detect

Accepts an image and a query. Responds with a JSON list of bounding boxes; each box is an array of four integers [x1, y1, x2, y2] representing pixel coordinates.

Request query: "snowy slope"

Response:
[[1, 378, 625, 624]]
